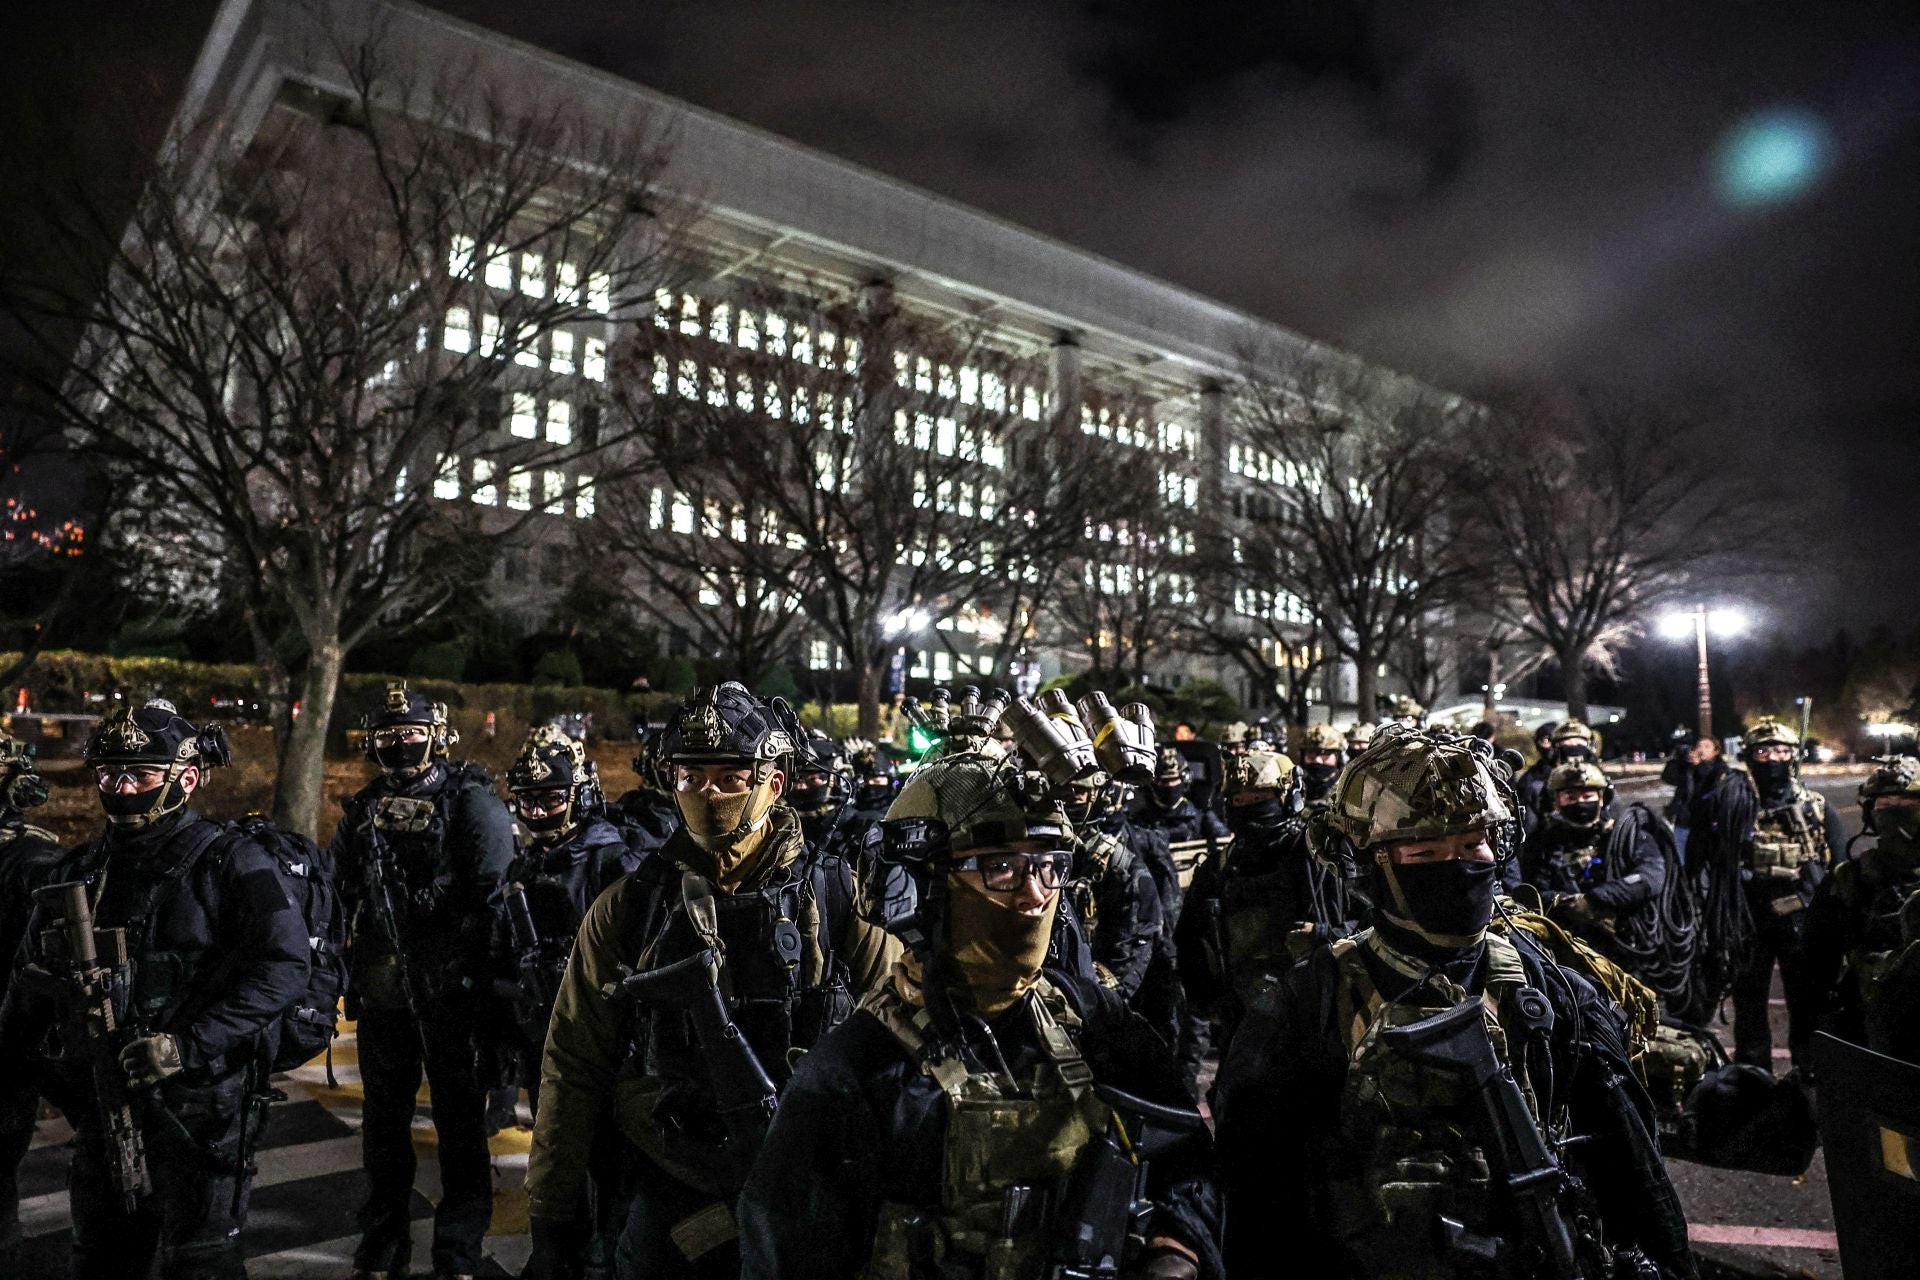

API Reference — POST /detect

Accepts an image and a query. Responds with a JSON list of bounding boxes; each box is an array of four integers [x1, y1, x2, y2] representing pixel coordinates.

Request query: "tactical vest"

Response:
[[1212, 826, 1323, 1009], [1840, 850, 1920, 1012], [862, 979, 1114, 1280], [1749, 788, 1830, 881], [1323, 930, 1551, 1280]]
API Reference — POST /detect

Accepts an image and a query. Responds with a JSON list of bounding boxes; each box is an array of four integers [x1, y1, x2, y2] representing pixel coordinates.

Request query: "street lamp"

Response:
[[1656, 603, 1748, 743]]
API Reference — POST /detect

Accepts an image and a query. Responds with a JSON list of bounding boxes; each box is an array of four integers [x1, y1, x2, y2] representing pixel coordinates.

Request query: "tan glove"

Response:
[[119, 1032, 185, 1087]]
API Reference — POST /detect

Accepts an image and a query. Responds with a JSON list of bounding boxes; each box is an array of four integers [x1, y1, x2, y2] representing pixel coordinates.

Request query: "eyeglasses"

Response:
[[93, 765, 168, 789], [516, 789, 570, 813], [369, 726, 431, 747], [956, 850, 1072, 892]]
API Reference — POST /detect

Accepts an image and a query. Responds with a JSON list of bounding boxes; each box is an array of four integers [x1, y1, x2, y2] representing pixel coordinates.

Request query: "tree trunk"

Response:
[[856, 658, 884, 738], [1561, 649, 1591, 725], [1483, 645, 1503, 719], [272, 637, 344, 838], [1354, 644, 1379, 724]]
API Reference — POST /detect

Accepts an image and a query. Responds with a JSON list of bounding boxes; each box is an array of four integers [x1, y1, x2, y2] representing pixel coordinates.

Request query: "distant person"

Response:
[[1662, 734, 1730, 860]]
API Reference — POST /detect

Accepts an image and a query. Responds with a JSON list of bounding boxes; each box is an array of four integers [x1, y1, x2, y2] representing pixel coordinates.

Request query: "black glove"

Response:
[[527, 1214, 589, 1280]]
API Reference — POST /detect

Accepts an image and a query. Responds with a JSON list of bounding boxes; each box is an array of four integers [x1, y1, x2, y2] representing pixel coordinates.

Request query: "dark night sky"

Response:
[[8, 1, 1920, 639], [439, 0, 1920, 637]]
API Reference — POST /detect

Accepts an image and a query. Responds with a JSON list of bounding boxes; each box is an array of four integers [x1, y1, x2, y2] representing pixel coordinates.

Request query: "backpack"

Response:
[[226, 814, 347, 1077]]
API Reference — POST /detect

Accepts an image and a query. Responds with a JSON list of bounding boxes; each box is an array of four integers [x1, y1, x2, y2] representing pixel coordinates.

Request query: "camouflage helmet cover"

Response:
[[1223, 747, 1294, 796], [1552, 719, 1596, 746], [1153, 744, 1187, 783], [1302, 723, 1346, 754], [886, 753, 1071, 854], [1547, 759, 1610, 796], [1860, 756, 1920, 803], [1345, 721, 1376, 751], [1742, 716, 1801, 753], [1328, 729, 1512, 848]]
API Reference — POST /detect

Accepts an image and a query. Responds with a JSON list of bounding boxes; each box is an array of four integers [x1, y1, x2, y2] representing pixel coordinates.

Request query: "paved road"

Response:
[[9, 773, 1875, 1278]]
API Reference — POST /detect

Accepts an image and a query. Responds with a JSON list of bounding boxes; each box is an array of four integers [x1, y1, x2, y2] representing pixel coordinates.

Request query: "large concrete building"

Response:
[[165, 0, 1453, 719]]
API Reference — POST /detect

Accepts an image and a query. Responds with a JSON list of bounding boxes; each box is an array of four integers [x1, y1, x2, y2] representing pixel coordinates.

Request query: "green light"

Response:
[[1714, 108, 1830, 208], [907, 724, 939, 757]]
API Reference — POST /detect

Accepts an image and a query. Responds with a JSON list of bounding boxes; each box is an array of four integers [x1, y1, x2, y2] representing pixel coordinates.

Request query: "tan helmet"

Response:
[[1860, 756, 1920, 835], [1345, 721, 1376, 752], [1302, 723, 1345, 755], [1328, 730, 1511, 849], [1546, 759, 1611, 797], [1742, 717, 1800, 753], [1552, 719, 1595, 749], [886, 754, 1070, 854], [1223, 747, 1294, 797]]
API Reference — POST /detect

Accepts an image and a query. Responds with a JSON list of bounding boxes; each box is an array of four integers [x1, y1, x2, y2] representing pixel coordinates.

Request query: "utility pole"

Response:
[[1691, 604, 1713, 743]]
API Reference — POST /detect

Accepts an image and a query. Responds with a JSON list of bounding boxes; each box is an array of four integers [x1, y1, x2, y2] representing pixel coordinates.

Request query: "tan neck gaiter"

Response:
[[944, 872, 1058, 1017]]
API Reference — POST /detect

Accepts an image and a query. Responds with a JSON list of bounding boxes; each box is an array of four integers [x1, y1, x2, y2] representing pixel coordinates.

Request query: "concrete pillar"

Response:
[[1198, 379, 1228, 510], [1050, 333, 1082, 437]]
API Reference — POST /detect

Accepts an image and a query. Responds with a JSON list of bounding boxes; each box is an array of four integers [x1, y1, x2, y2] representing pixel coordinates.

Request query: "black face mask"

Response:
[[1149, 782, 1187, 809], [1750, 760, 1793, 795], [375, 739, 433, 774], [788, 784, 832, 816], [1299, 763, 1339, 801], [1555, 801, 1603, 829], [1380, 858, 1498, 947], [1226, 796, 1284, 834], [520, 807, 571, 836]]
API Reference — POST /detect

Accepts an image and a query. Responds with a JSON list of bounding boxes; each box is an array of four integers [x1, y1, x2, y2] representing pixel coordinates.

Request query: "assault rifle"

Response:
[[604, 943, 779, 1186], [499, 882, 560, 1046], [1383, 997, 1587, 1279], [356, 820, 432, 1051], [40, 880, 151, 1212], [1048, 1084, 1208, 1280]]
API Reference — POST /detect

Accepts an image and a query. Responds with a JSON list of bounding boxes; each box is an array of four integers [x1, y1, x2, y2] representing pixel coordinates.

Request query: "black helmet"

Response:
[[83, 698, 231, 828], [656, 682, 797, 767], [361, 680, 457, 774], [508, 724, 602, 841]]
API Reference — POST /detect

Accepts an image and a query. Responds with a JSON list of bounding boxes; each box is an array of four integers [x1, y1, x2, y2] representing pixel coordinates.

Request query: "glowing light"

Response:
[[1707, 608, 1748, 637], [1655, 612, 1697, 641], [1714, 108, 1831, 208]]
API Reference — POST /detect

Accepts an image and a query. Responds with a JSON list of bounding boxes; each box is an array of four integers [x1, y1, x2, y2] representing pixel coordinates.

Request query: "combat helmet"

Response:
[[0, 734, 49, 816], [1741, 717, 1800, 756], [655, 683, 802, 854], [1345, 721, 1376, 753], [361, 680, 457, 775], [1859, 756, 1920, 837], [1327, 727, 1512, 850], [1546, 758, 1615, 827], [1301, 723, 1346, 757], [789, 730, 854, 819], [507, 723, 602, 840], [84, 698, 232, 828], [1552, 719, 1597, 758], [1223, 746, 1295, 799], [886, 753, 1072, 857]]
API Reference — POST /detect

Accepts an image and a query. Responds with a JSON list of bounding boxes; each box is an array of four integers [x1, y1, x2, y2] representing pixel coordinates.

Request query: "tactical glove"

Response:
[[119, 1032, 185, 1087]]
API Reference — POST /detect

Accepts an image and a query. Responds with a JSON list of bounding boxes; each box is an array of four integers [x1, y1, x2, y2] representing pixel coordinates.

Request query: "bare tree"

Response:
[[0, 398, 87, 689], [612, 281, 1100, 735], [1228, 351, 1478, 722], [3, 20, 677, 833], [1470, 390, 1767, 723]]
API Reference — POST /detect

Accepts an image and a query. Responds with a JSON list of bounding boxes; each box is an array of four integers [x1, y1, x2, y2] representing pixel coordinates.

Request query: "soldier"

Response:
[[1802, 756, 1920, 1055], [0, 701, 307, 1279], [500, 725, 638, 1118], [1345, 721, 1376, 755], [1521, 761, 1678, 999], [609, 729, 678, 863], [1135, 744, 1233, 1087], [736, 750, 1221, 1280], [1178, 747, 1348, 1060], [845, 738, 897, 826], [1058, 774, 1164, 1005], [1515, 720, 1560, 816], [1066, 773, 1182, 1042], [1726, 717, 1844, 1073], [1296, 722, 1346, 806], [524, 683, 897, 1280], [0, 735, 63, 1262], [333, 682, 515, 1280], [788, 730, 861, 858], [1214, 727, 1694, 1279]]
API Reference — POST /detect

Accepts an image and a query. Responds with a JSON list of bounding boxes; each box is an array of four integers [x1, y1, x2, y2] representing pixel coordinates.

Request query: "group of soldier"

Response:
[[0, 677, 1915, 1280]]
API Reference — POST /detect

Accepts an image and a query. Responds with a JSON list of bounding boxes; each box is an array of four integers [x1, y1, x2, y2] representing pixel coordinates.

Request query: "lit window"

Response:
[[471, 459, 496, 505], [894, 350, 911, 388], [982, 436, 1005, 469], [815, 449, 838, 491], [978, 483, 997, 520], [670, 494, 694, 534], [550, 330, 575, 375], [915, 356, 933, 394], [957, 482, 975, 518], [546, 400, 572, 445], [842, 335, 861, 371], [818, 330, 837, 367], [588, 272, 612, 314], [912, 468, 930, 508], [736, 371, 754, 413], [959, 366, 979, 404], [791, 388, 810, 425], [480, 313, 502, 358], [433, 454, 461, 500], [677, 360, 699, 399], [914, 414, 933, 451], [763, 380, 784, 419], [936, 417, 957, 456], [484, 245, 513, 290], [938, 364, 957, 398], [448, 234, 476, 279], [1022, 386, 1042, 420], [709, 302, 731, 344], [809, 639, 831, 671], [648, 489, 664, 529], [443, 307, 472, 353], [513, 326, 541, 368], [706, 366, 727, 408], [936, 479, 954, 512], [679, 294, 701, 336], [933, 650, 952, 682], [520, 253, 546, 298], [765, 313, 787, 357], [737, 310, 759, 350], [556, 261, 579, 305], [653, 289, 673, 330], [543, 470, 567, 515], [583, 337, 606, 382], [983, 372, 1006, 412], [510, 393, 538, 439], [575, 479, 595, 519], [793, 324, 812, 366], [506, 470, 532, 511], [650, 355, 670, 396]]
